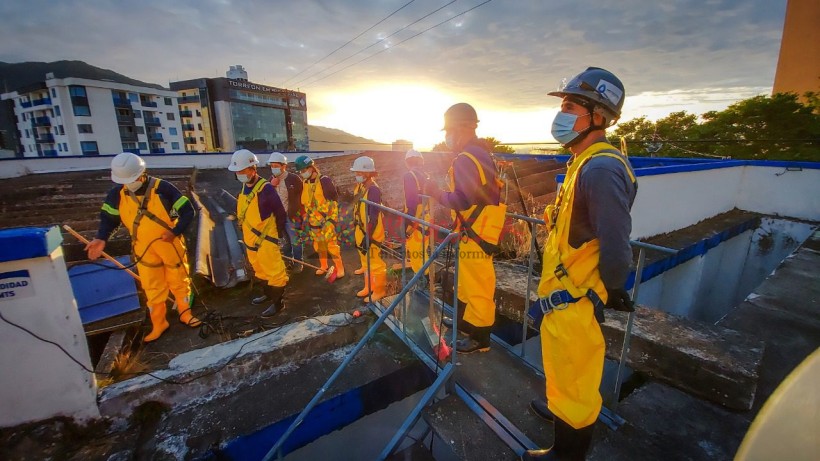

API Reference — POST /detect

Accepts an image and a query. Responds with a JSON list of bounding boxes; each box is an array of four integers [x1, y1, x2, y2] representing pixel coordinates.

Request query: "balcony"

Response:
[[35, 134, 55, 143], [117, 114, 135, 124], [179, 110, 193, 118], [32, 117, 51, 127], [21, 100, 32, 108], [32, 97, 52, 106], [148, 133, 164, 142], [42, 149, 58, 157], [113, 98, 132, 108], [150, 148, 166, 154], [120, 132, 138, 142], [122, 148, 141, 155], [184, 137, 197, 144], [182, 123, 195, 131], [144, 117, 161, 127], [140, 100, 158, 108], [179, 95, 200, 104]]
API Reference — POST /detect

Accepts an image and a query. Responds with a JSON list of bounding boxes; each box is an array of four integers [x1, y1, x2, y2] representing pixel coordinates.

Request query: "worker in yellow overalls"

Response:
[[403, 149, 431, 277], [523, 68, 637, 461], [426, 103, 507, 354], [293, 155, 345, 278], [350, 156, 387, 302], [228, 149, 290, 317], [86, 152, 200, 343]]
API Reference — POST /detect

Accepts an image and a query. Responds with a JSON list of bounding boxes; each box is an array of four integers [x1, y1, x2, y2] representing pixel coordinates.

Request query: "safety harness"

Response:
[[352, 183, 379, 254], [528, 148, 637, 327], [124, 177, 184, 269], [305, 176, 336, 229], [450, 149, 507, 256], [238, 178, 281, 252]]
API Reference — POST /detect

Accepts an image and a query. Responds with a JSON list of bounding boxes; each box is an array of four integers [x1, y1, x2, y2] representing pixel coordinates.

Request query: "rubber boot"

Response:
[[364, 272, 387, 303], [177, 299, 201, 327], [443, 300, 469, 331], [356, 272, 371, 297], [523, 417, 594, 461], [144, 304, 170, 343], [261, 286, 286, 318], [530, 398, 554, 422], [252, 279, 269, 305], [354, 266, 366, 275], [316, 250, 329, 275], [331, 252, 345, 279], [456, 325, 491, 353]]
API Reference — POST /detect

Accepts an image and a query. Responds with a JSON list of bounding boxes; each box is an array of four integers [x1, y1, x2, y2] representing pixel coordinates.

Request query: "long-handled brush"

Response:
[[237, 240, 337, 283]]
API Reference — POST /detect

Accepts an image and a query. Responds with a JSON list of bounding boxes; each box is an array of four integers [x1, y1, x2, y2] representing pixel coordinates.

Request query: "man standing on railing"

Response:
[[523, 68, 637, 461], [85, 152, 200, 343], [425, 103, 507, 354], [403, 149, 430, 277], [228, 149, 290, 317]]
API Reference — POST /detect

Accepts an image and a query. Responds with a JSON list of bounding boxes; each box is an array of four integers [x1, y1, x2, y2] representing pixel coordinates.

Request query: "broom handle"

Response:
[[279, 253, 325, 272], [62, 225, 141, 281]]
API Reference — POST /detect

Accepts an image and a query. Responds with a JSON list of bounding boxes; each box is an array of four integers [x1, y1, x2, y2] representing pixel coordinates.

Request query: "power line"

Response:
[[291, 0, 460, 87], [303, 0, 495, 88], [282, 1, 416, 86]]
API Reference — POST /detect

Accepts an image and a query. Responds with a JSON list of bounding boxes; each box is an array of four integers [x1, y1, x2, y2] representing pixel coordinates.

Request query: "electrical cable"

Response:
[[282, 0, 417, 86], [303, 0, 495, 87], [291, 0, 459, 87]]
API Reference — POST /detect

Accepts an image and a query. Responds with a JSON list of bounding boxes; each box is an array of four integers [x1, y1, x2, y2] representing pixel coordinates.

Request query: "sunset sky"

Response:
[[0, 0, 787, 150]]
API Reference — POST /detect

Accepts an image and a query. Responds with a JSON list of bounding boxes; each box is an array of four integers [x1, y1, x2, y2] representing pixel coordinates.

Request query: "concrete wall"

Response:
[[736, 165, 820, 221], [0, 229, 99, 427]]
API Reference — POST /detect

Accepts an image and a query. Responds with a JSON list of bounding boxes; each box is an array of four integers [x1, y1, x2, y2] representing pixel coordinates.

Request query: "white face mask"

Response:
[[271, 167, 283, 177], [355, 175, 366, 183], [300, 171, 312, 179], [126, 180, 143, 192], [236, 173, 251, 183]]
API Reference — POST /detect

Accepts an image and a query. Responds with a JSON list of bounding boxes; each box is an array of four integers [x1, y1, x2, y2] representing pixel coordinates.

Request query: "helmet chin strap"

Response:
[[564, 103, 606, 149]]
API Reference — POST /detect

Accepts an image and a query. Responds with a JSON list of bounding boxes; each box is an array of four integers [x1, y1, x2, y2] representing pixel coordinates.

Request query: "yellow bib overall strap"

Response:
[[450, 151, 507, 255], [125, 177, 174, 239], [353, 182, 385, 252], [120, 178, 180, 269], [534, 144, 636, 324], [237, 178, 268, 227]]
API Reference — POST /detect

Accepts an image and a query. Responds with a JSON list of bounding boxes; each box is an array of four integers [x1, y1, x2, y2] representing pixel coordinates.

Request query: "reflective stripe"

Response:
[[172, 195, 189, 211], [101, 203, 119, 216]]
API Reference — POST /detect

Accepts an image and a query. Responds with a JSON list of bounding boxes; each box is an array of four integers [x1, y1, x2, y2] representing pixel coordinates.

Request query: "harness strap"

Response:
[[237, 178, 268, 226]]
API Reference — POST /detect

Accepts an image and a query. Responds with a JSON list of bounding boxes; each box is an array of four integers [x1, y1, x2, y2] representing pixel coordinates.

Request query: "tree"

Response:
[[431, 136, 515, 154], [613, 93, 820, 161]]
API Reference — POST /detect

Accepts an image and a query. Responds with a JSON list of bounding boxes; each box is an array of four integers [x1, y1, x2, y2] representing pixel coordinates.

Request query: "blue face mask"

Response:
[[445, 133, 457, 151], [551, 111, 590, 146], [355, 175, 366, 183]]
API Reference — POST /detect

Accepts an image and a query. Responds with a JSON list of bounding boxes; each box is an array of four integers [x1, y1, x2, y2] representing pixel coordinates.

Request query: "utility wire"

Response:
[[291, 0, 460, 87], [303, 0, 495, 87], [282, 0, 417, 86]]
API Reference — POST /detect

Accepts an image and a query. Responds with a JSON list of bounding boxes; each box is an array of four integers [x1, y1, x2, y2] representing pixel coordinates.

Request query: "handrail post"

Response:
[[521, 224, 536, 357], [451, 234, 459, 368], [400, 213, 407, 338], [611, 247, 646, 410]]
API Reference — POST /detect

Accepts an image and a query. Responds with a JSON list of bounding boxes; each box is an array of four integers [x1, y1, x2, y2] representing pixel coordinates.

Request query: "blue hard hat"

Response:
[[549, 67, 625, 118]]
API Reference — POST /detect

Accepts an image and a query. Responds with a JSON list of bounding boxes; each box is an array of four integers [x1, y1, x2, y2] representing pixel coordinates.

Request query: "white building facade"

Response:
[[1, 74, 185, 157]]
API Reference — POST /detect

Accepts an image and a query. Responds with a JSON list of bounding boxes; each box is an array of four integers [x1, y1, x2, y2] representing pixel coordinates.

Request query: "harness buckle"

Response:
[[547, 290, 570, 310], [553, 264, 569, 280]]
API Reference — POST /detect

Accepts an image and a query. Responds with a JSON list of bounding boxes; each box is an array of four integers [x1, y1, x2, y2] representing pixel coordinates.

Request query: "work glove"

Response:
[[606, 287, 635, 313]]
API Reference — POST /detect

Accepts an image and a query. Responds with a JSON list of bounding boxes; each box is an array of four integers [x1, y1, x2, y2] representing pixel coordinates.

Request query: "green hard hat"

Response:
[[294, 155, 314, 171]]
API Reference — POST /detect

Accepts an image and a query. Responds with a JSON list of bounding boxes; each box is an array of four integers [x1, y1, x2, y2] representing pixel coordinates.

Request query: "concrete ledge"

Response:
[[492, 261, 765, 410], [98, 313, 367, 419], [601, 308, 764, 410]]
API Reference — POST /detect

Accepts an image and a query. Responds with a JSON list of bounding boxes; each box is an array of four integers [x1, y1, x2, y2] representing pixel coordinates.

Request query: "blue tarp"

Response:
[[68, 256, 142, 326]]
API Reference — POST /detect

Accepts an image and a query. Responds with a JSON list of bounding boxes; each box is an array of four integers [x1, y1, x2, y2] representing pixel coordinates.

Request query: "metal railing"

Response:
[[264, 201, 460, 461]]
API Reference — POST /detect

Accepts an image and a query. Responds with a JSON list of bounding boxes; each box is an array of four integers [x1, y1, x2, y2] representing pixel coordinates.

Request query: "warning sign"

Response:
[[0, 270, 34, 301]]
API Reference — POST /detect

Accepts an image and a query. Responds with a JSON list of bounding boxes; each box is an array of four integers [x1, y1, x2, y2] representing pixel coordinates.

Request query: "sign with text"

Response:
[[0, 270, 34, 301]]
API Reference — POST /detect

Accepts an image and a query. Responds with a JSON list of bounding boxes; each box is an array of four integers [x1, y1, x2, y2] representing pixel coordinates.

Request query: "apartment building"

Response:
[[1, 73, 185, 157]]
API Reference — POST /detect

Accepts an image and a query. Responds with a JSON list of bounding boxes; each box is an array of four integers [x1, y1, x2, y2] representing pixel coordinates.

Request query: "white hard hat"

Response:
[[350, 156, 376, 173], [268, 151, 288, 165], [228, 149, 259, 172], [405, 149, 423, 161], [111, 152, 146, 184]]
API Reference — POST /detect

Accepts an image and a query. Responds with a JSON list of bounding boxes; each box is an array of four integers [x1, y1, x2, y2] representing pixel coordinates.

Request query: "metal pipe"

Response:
[[263, 232, 459, 461], [520, 228, 536, 358], [361, 199, 451, 236], [611, 248, 646, 410]]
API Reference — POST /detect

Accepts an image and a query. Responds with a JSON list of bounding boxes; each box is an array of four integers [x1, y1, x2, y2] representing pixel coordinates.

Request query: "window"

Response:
[[166, 113, 175, 121], [197, 123, 202, 130], [138, 142, 147, 150], [78, 124, 93, 134], [171, 142, 180, 150], [25, 129, 29, 138], [73, 106, 90, 116], [58, 125, 65, 135], [80, 141, 99, 156], [196, 110, 201, 117], [51, 88, 56, 97], [69, 86, 86, 97], [62, 143, 68, 151], [58, 144, 62, 152], [199, 136, 204, 142], [169, 127, 178, 136], [136, 126, 145, 134], [133, 110, 141, 118], [164, 97, 172, 105], [54, 105, 61, 116], [129, 93, 139, 102], [182, 105, 187, 111]]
